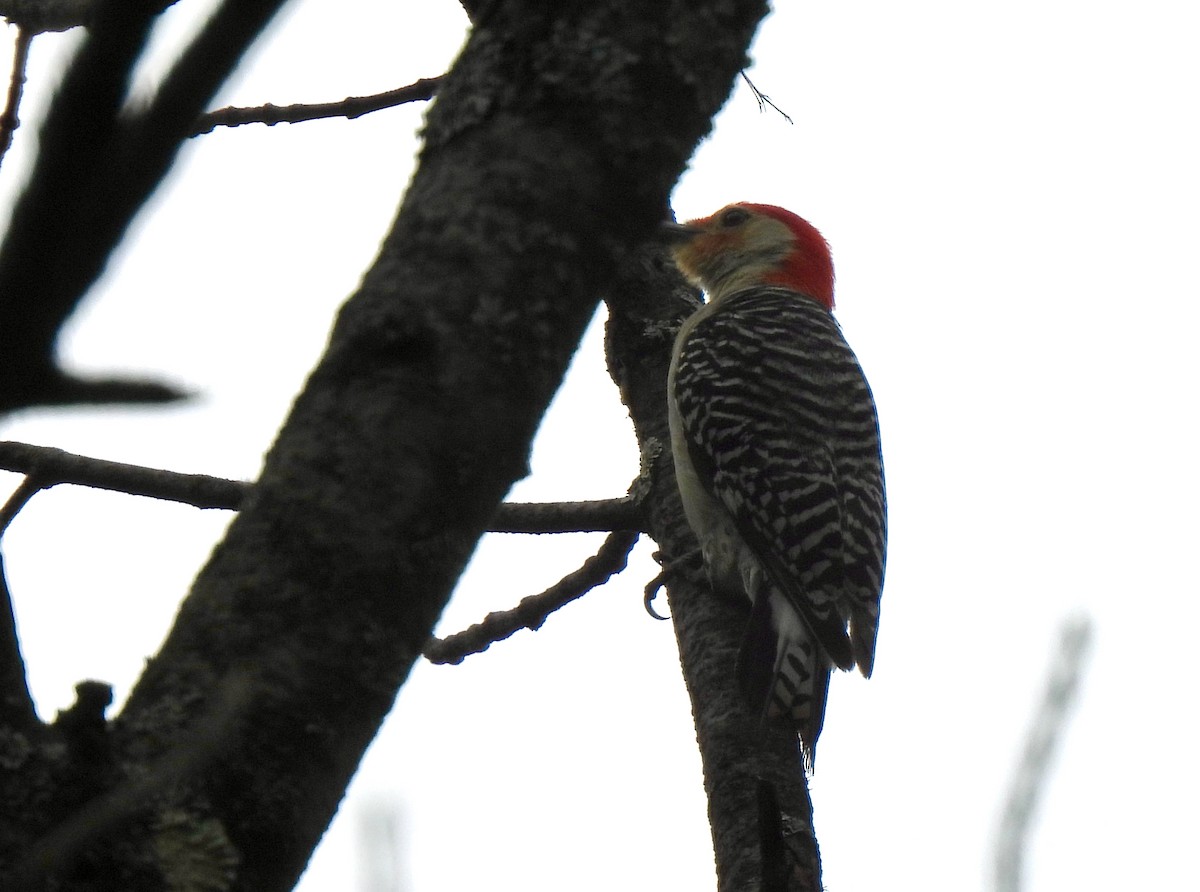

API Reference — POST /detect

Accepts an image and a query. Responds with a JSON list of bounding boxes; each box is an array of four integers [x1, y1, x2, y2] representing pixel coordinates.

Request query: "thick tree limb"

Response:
[[0, 3, 771, 888], [604, 242, 823, 891]]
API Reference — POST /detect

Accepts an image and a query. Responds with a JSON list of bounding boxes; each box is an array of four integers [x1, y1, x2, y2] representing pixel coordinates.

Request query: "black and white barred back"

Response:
[[673, 286, 887, 761]]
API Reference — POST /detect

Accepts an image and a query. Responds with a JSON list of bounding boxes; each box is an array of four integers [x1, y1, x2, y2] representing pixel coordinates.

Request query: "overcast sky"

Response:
[[2, 2, 1198, 890]]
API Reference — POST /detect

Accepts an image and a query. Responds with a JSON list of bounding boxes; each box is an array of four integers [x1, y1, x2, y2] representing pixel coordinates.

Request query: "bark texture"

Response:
[[605, 248, 823, 891], [0, 2, 770, 889]]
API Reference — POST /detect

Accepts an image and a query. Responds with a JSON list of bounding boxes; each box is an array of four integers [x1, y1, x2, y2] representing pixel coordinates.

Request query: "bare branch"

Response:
[[993, 615, 1093, 892], [489, 495, 641, 533], [424, 529, 640, 664], [190, 76, 443, 137], [0, 440, 644, 535], [0, 441, 248, 510]]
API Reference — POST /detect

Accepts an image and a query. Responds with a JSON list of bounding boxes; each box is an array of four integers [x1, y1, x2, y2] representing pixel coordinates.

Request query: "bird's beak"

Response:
[[658, 220, 702, 244]]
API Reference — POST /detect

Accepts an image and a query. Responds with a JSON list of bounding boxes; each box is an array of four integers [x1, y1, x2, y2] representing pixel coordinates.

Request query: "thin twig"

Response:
[[740, 71, 793, 124], [993, 614, 1093, 892], [0, 25, 33, 169], [424, 529, 641, 664], [190, 75, 443, 137]]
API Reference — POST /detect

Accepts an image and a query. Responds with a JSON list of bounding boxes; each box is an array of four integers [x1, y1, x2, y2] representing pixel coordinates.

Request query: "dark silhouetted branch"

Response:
[[0, 441, 644, 534], [0, 441, 248, 511], [0, 0, 289, 413], [424, 529, 640, 664], [0, 0, 165, 412], [190, 76, 443, 136], [488, 495, 641, 533]]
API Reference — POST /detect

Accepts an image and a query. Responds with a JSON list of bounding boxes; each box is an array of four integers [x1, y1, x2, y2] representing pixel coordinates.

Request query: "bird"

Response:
[[661, 202, 886, 765]]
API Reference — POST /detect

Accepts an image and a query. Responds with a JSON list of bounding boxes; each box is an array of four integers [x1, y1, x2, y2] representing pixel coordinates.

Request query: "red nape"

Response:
[[741, 203, 835, 310]]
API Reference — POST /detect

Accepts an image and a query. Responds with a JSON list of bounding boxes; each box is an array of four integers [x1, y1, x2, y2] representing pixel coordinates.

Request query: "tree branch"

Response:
[[0, 0, 770, 883], [89, 3, 766, 883], [190, 76, 443, 137], [0, 0, 166, 412], [0, 440, 642, 532], [604, 240, 822, 890], [425, 529, 640, 664], [0, 0, 290, 414], [0, 441, 247, 510], [487, 495, 641, 533]]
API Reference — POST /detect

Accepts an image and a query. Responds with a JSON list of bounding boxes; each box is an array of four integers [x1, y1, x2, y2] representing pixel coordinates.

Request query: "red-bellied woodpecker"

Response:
[[662, 202, 886, 765]]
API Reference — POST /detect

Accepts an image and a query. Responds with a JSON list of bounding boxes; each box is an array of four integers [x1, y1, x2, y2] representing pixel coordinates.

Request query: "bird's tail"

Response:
[[737, 585, 833, 768]]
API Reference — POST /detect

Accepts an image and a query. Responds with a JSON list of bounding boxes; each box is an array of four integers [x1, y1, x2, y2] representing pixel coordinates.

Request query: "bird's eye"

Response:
[[719, 207, 750, 228]]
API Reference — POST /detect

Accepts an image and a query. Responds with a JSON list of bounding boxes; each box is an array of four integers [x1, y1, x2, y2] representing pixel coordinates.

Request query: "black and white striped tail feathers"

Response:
[[737, 580, 832, 768]]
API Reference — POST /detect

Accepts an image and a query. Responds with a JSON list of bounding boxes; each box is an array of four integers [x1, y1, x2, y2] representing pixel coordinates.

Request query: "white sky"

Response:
[[2, 1, 1198, 890]]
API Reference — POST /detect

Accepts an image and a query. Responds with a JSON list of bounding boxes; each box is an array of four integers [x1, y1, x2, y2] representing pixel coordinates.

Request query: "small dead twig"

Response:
[[740, 72, 793, 124]]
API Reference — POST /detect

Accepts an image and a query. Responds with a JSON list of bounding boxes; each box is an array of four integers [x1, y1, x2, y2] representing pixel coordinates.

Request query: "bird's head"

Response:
[[661, 203, 834, 310]]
